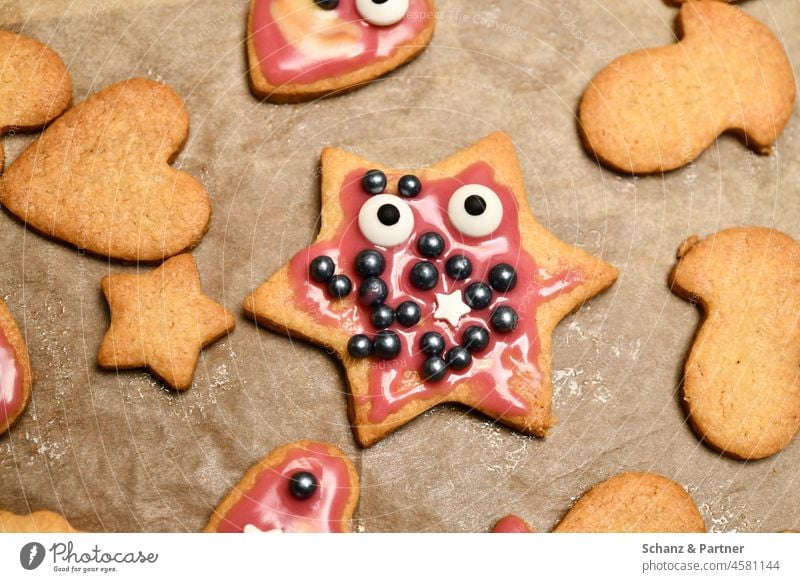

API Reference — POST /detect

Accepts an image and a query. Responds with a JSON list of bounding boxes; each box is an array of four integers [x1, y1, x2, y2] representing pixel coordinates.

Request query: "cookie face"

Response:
[[0, 298, 33, 436], [670, 227, 800, 460], [247, 0, 435, 102], [579, 1, 795, 173], [205, 440, 359, 533], [0, 509, 78, 533], [553, 473, 705, 533], [0, 78, 211, 262], [0, 31, 72, 169], [244, 132, 617, 447], [98, 254, 236, 391]]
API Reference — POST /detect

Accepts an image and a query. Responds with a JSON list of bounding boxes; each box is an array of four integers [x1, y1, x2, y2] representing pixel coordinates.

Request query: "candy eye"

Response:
[[358, 194, 414, 247], [447, 184, 504, 238], [314, 0, 340, 9], [355, 0, 409, 26]]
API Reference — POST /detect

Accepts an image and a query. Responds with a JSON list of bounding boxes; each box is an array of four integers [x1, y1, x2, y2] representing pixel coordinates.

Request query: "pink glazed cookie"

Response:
[[247, 0, 436, 102]]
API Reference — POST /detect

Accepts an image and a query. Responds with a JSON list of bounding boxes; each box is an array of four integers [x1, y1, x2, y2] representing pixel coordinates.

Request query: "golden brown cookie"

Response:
[[0, 509, 79, 533], [669, 227, 800, 460], [0, 78, 211, 262], [0, 297, 33, 436], [491, 473, 704, 533], [205, 440, 359, 533], [247, 0, 435, 103], [0, 31, 71, 170], [98, 253, 235, 391], [553, 472, 706, 533], [244, 132, 617, 447], [579, 0, 795, 174]]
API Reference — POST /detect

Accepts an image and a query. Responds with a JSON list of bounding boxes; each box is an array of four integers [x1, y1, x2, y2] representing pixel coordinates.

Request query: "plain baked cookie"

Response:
[[0, 297, 33, 436], [0, 509, 79, 533], [98, 253, 236, 391], [244, 132, 618, 447], [0, 31, 71, 170], [0, 78, 211, 262], [669, 227, 800, 460], [579, 0, 795, 174], [492, 472, 705, 533], [205, 440, 359, 533], [247, 0, 435, 103]]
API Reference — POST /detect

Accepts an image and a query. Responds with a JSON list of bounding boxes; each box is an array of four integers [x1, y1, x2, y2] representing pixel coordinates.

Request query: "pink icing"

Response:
[[287, 161, 583, 424], [0, 325, 24, 431], [215, 443, 355, 533], [251, 0, 432, 85], [492, 514, 533, 533]]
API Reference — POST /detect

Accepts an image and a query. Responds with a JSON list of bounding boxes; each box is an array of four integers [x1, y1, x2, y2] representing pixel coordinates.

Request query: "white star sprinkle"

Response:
[[433, 291, 471, 327]]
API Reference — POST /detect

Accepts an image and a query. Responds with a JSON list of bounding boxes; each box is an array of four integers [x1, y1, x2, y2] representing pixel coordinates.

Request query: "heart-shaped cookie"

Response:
[[0, 78, 211, 262], [247, 0, 436, 102], [492, 472, 706, 533], [0, 31, 72, 170], [205, 440, 359, 533]]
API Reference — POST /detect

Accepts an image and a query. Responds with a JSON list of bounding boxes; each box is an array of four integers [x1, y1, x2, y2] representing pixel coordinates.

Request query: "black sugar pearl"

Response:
[[348, 335, 373, 358], [409, 261, 439, 291], [313, 0, 339, 8], [417, 232, 445, 258], [359, 277, 388, 306], [395, 301, 421, 327], [373, 330, 401, 359], [289, 471, 318, 500], [398, 175, 422, 198], [464, 195, 487, 216], [446, 346, 472, 371], [491, 306, 519, 333], [419, 331, 446, 357], [422, 357, 447, 382], [371, 304, 395, 329], [362, 169, 387, 195], [462, 326, 490, 353], [355, 249, 385, 277], [488, 263, 518, 292], [309, 256, 335, 283], [445, 255, 472, 280], [327, 274, 352, 299], [464, 282, 493, 310]]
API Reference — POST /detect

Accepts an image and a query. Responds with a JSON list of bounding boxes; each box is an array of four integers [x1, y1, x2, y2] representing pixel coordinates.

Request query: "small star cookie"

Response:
[[98, 254, 235, 390], [244, 132, 617, 447]]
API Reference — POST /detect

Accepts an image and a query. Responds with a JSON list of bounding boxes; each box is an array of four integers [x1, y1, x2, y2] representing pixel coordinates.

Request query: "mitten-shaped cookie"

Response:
[[579, 1, 794, 173], [670, 227, 800, 460]]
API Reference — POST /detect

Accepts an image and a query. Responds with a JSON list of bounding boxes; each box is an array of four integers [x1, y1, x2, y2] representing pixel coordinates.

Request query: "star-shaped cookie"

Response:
[[99, 254, 235, 390], [244, 133, 617, 447]]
